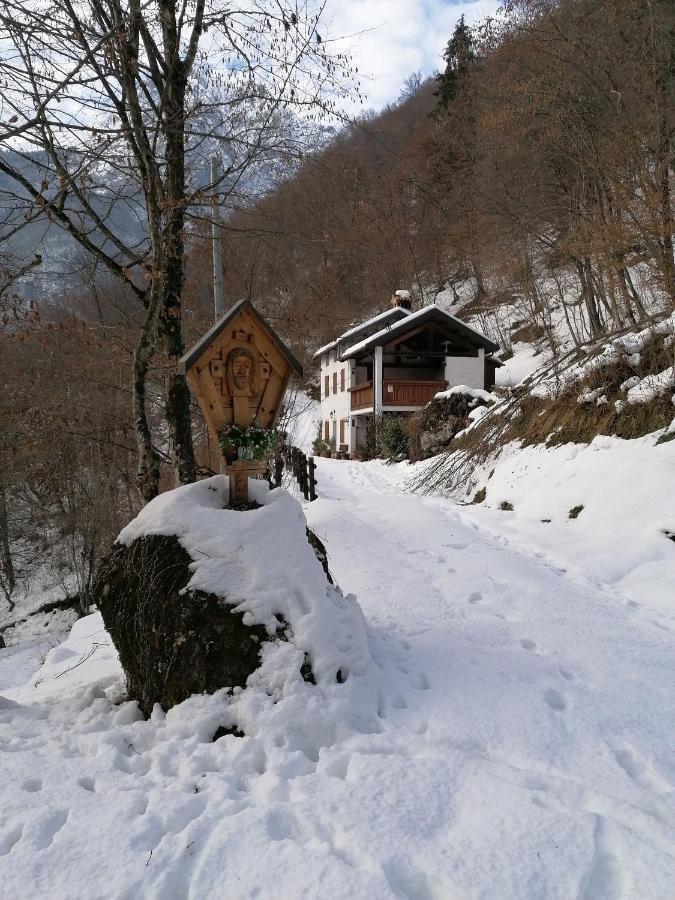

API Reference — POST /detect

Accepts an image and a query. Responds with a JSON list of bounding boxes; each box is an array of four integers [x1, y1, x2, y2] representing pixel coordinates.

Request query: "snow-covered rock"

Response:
[[95, 476, 380, 723]]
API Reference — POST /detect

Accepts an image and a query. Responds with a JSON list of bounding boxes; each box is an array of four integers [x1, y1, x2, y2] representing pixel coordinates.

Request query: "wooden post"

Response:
[[228, 460, 266, 507], [301, 453, 309, 500], [274, 452, 283, 488], [308, 457, 317, 501]]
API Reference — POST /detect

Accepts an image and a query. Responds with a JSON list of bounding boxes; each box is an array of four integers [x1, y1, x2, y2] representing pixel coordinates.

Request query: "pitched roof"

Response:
[[313, 306, 411, 358], [179, 299, 303, 376], [340, 304, 499, 359]]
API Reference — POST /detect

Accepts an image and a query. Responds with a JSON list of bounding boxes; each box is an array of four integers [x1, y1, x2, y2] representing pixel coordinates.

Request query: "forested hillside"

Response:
[[221, 0, 675, 362]]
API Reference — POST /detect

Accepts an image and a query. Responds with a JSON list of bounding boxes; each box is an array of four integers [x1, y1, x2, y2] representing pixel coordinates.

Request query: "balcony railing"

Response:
[[348, 379, 447, 411], [349, 381, 374, 410], [383, 379, 447, 406]]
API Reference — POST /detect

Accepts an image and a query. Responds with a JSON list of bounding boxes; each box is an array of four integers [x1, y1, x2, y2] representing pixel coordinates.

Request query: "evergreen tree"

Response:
[[435, 16, 477, 108]]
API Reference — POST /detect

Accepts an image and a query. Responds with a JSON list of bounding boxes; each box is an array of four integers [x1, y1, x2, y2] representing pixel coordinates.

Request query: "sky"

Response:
[[326, 0, 501, 112]]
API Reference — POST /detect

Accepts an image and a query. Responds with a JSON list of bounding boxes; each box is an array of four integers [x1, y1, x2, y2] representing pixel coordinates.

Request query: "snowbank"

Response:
[[115, 476, 379, 720], [2, 463, 675, 897], [626, 367, 675, 405], [0, 480, 388, 898], [419, 433, 675, 614], [434, 384, 494, 403]]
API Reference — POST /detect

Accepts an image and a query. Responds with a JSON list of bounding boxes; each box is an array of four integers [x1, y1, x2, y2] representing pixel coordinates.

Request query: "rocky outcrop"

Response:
[[410, 391, 493, 460], [92, 534, 272, 716]]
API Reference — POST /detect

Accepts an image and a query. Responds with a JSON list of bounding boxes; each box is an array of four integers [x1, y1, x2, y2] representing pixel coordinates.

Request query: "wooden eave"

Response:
[[340, 307, 499, 361], [179, 299, 303, 377]]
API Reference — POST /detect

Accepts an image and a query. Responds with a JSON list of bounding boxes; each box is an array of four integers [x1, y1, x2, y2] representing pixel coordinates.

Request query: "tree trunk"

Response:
[[471, 257, 487, 302], [134, 280, 162, 503], [576, 258, 603, 338], [158, 28, 196, 487], [0, 483, 16, 611], [656, 109, 675, 307], [620, 266, 649, 322]]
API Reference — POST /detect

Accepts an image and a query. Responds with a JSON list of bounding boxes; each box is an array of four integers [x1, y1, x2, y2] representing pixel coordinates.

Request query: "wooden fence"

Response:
[[271, 446, 317, 501]]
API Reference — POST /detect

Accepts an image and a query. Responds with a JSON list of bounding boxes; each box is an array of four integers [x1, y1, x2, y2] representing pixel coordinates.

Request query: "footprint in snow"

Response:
[[543, 688, 567, 711], [77, 776, 96, 793], [0, 824, 23, 857], [22, 778, 42, 793], [410, 672, 430, 691], [520, 638, 537, 651], [30, 810, 68, 850], [468, 592, 482, 604], [610, 743, 670, 792]]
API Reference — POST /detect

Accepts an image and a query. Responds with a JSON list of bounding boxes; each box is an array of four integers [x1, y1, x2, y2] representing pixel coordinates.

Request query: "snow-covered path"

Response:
[[0, 460, 673, 899], [305, 459, 675, 899]]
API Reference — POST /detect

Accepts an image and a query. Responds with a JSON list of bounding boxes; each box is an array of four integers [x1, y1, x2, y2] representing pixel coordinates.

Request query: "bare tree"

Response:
[[0, 0, 355, 500]]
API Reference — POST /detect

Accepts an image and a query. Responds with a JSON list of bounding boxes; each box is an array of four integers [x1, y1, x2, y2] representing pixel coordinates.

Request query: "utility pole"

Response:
[[210, 154, 225, 322]]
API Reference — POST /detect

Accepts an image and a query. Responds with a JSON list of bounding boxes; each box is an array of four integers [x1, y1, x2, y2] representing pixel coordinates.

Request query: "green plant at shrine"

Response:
[[219, 425, 280, 462]]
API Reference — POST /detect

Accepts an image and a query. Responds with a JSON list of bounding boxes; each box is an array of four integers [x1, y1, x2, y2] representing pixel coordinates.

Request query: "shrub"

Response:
[[312, 424, 330, 456], [379, 416, 410, 461]]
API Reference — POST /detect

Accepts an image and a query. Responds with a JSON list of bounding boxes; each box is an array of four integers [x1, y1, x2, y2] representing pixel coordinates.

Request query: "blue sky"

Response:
[[327, 0, 500, 112]]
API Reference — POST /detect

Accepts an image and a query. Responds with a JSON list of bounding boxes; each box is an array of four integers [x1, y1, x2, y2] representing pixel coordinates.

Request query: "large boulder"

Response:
[[410, 387, 494, 460], [91, 477, 374, 720], [93, 534, 271, 716]]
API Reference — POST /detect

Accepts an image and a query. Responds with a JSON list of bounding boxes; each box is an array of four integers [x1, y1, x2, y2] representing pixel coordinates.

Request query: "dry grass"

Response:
[[504, 332, 674, 447]]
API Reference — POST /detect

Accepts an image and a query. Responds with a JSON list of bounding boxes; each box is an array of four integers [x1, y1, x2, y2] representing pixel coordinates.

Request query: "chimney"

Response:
[[391, 289, 412, 310]]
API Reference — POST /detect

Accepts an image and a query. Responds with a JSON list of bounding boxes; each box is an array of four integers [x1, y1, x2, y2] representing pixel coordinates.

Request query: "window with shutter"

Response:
[[333, 372, 337, 394], [324, 375, 329, 398], [340, 369, 345, 391]]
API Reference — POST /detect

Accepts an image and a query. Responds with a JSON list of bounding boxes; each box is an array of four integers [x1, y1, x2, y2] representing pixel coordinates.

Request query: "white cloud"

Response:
[[323, 0, 500, 113]]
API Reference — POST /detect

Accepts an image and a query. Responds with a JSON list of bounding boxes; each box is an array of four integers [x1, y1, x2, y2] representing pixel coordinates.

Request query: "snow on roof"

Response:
[[312, 306, 411, 359], [340, 304, 499, 358]]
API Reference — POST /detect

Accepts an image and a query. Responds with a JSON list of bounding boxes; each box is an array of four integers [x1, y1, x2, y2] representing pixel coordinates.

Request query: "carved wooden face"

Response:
[[226, 348, 256, 396], [232, 353, 252, 389]]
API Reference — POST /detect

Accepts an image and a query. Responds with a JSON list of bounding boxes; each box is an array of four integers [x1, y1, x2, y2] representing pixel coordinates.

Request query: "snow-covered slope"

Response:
[[1, 462, 674, 897], [428, 434, 675, 615]]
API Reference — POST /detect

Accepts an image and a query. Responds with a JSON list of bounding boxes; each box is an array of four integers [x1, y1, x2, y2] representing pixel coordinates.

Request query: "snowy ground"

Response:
[[1, 459, 674, 898]]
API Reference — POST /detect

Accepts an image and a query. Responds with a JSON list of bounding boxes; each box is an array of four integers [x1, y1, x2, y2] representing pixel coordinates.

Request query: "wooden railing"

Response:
[[272, 446, 317, 501], [382, 379, 447, 406], [349, 379, 447, 411], [348, 381, 374, 410]]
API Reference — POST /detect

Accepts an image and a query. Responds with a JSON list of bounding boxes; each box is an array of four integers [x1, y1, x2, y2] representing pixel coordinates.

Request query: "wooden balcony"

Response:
[[349, 381, 374, 410], [348, 379, 447, 411], [383, 379, 447, 406]]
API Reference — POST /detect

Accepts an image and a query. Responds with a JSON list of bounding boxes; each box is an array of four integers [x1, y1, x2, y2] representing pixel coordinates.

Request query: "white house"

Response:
[[314, 292, 501, 455]]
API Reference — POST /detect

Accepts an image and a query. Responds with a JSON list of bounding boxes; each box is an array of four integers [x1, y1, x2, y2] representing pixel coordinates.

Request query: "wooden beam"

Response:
[[191, 367, 226, 441]]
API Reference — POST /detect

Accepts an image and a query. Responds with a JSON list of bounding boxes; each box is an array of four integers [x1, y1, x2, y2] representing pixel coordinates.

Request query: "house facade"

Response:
[[315, 293, 500, 455]]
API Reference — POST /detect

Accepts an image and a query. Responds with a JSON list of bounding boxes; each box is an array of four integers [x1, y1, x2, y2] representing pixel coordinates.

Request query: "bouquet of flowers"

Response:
[[219, 424, 279, 462]]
